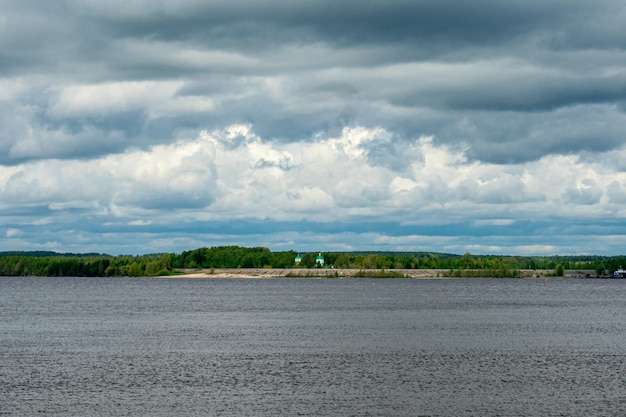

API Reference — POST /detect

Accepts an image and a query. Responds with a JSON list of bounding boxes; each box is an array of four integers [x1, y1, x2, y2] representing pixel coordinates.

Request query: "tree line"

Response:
[[0, 253, 174, 277], [1, 246, 625, 277]]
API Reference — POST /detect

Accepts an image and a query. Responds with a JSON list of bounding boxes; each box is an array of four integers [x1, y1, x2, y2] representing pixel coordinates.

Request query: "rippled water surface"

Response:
[[2, 277, 626, 416]]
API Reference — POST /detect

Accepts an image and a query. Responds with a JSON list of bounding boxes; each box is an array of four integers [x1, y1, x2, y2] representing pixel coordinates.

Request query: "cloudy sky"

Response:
[[1, 0, 626, 256]]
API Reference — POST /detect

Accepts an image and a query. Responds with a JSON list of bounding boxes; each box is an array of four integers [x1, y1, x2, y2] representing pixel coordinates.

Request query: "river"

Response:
[[1, 276, 625, 416]]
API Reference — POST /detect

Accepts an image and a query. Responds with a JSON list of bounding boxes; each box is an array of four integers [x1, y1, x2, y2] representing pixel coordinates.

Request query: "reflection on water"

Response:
[[2, 277, 626, 416]]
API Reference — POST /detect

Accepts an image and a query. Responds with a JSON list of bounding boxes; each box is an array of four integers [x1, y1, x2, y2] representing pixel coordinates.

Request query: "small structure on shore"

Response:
[[316, 253, 324, 266], [614, 266, 625, 278], [294, 254, 302, 264]]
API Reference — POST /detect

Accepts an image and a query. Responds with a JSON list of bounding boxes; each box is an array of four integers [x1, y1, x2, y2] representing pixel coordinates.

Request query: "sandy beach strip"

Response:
[[171, 268, 426, 279], [172, 268, 282, 278]]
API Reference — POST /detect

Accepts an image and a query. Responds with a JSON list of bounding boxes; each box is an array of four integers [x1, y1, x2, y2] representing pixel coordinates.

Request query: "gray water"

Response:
[[1, 277, 625, 416]]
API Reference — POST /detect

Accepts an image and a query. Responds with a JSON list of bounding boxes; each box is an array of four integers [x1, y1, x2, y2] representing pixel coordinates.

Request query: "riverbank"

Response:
[[171, 268, 597, 279]]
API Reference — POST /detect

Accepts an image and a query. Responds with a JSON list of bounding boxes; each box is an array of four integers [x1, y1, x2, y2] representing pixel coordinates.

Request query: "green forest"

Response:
[[0, 246, 625, 278]]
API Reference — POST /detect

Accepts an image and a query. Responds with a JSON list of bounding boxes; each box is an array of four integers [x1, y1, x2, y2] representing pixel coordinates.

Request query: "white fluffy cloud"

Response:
[[3, 125, 626, 228]]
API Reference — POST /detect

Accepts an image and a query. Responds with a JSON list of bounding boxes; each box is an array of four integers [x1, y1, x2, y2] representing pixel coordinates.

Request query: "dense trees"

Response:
[[0, 247, 299, 277], [0, 254, 172, 277], [170, 246, 297, 269], [1, 247, 624, 277]]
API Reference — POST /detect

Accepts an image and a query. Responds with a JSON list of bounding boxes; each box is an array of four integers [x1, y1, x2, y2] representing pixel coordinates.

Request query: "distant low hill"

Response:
[[340, 250, 458, 258], [0, 251, 108, 258]]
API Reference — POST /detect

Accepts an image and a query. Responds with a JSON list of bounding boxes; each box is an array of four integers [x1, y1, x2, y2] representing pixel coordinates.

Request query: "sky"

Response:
[[1, 0, 626, 256]]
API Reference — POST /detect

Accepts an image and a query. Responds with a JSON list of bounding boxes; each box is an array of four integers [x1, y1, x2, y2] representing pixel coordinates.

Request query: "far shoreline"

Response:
[[166, 268, 597, 279]]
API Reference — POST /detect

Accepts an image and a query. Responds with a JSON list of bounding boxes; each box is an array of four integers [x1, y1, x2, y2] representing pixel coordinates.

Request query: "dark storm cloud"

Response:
[[3, 0, 625, 164], [448, 104, 626, 163], [73, 0, 615, 50], [5, 0, 625, 68], [392, 72, 626, 112]]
